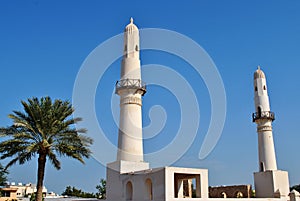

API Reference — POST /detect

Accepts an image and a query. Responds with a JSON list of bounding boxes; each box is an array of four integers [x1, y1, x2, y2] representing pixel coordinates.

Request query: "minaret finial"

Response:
[[258, 65, 261, 70], [130, 17, 133, 24]]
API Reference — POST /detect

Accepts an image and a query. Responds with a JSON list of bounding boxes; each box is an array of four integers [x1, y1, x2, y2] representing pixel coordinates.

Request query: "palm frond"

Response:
[[0, 96, 92, 172], [48, 150, 61, 170]]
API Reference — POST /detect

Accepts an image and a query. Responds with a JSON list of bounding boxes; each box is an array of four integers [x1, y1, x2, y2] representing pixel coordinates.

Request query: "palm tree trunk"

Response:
[[36, 154, 46, 201]]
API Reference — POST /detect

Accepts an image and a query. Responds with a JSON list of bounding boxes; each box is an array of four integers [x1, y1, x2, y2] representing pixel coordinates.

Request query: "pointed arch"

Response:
[[126, 181, 133, 200], [145, 178, 153, 200], [235, 191, 243, 198]]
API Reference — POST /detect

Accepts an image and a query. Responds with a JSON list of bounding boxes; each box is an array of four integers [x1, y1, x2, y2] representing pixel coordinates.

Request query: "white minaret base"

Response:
[[106, 160, 149, 200], [254, 170, 290, 198], [107, 160, 149, 174], [106, 166, 208, 201]]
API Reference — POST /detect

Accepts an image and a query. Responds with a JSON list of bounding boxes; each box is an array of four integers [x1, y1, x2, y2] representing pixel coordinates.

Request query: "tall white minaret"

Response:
[[115, 18, 146, 162], [252, 66, 277, 172], [106, 19, 149, 199]]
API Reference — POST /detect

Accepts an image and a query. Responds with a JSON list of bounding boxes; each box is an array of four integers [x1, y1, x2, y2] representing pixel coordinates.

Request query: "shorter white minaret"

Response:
[[253, 66, 277, 171], [253, 66, 290, 198]]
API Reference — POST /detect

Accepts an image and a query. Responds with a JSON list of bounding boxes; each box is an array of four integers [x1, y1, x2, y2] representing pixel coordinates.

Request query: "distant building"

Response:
[[0, 187, 18, 201], [5, 182, 47, 198]]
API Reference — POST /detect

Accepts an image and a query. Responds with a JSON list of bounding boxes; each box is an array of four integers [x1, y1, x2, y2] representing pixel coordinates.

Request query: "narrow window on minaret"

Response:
[[263, 85, 266, 90], [255, 86, 258, 91], [135, 45, 139, 51], [260, 162, 265, 172], [258, 107, 262, 117]]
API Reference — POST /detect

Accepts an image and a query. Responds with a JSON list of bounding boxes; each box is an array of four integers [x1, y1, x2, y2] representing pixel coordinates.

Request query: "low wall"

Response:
[[209, 185, 252, 198]]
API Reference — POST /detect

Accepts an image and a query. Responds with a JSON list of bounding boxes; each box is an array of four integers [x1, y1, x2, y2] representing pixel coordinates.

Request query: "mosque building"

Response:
[[105, 18, 299, 201]]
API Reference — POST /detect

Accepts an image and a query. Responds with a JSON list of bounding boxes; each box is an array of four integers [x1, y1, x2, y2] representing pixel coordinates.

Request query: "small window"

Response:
[[255, 86, 258, 91], [263, 85, 266, 90], [135, 45, 139, 51]]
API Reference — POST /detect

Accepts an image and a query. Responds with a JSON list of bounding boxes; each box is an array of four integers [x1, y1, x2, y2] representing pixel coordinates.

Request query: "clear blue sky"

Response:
[[1, 0, 300, 194]]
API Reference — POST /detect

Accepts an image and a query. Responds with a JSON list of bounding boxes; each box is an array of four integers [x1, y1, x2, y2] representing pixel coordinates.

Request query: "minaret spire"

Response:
[[123, 17, 139, 59]]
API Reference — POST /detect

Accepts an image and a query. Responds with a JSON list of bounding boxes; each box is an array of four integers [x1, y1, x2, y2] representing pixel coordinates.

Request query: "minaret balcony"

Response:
[[115, 79, 146, 95], [252, 111, 275, 122]]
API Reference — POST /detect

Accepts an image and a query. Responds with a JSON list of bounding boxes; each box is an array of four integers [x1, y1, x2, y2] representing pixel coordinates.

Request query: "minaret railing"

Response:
[[252, 111, 275, 122], [115, 79, 146, 95]]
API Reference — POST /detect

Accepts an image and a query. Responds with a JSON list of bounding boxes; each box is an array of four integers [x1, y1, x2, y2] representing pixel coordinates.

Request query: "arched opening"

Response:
[[126, 181, 133, 200], [221, 192, 227, 198], [263, 85, 266, 90], [135, 45, 139, 51], [255, 86, 258, 91], [145, 178, 153, 200], [235, 191, 243, 198]]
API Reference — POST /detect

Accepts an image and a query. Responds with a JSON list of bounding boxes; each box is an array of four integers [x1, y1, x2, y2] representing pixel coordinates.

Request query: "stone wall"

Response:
[[209, 185, 252, 198]]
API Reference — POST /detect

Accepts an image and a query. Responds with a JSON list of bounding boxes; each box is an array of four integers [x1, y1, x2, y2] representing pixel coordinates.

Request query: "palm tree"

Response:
[[0, 163, 8, 186], [0, 96, 93, 201]]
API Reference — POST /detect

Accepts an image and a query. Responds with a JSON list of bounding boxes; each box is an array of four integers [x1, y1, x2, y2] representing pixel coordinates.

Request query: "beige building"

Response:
[[0, 187, 18, 201], [5, 183, 47, 198]]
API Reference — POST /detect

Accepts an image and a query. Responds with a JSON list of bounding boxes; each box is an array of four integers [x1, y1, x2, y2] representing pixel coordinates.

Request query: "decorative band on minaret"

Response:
[[115, 18, 146, 162], [252, 66, 277, 172]]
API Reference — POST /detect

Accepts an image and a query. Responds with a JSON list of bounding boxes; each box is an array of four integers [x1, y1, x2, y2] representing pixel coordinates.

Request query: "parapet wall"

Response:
[[209, 185, 252, 198]]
